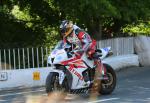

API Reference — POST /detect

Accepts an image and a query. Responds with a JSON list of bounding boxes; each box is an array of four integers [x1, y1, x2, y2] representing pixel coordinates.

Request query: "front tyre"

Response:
[[46, 72, 67, 101], [99, 64, 116, 95], [45, 72, 66, 98], [46, 72, 59, 94]]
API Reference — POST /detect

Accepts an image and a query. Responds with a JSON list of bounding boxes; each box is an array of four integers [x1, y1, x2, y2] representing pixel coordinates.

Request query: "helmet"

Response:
[[60, 20, 73, 38]]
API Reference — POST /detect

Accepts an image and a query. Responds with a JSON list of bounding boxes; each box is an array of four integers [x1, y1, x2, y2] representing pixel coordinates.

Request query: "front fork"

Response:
[[50, 69, 65, 85], [94, 59, 107, 79]]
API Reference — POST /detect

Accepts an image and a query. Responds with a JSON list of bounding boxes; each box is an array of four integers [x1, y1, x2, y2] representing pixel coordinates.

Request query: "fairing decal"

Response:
[[67, 64, 84, 80]]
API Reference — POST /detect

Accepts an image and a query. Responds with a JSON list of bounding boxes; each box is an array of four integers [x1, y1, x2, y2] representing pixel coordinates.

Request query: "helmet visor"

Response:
[[60, 28, 66, 34], [60, 28, 71, 36]]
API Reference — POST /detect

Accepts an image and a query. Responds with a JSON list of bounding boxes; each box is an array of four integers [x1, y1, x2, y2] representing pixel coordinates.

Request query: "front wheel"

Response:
[[99, 64, 117, 95], [45, 72, 67, 97]]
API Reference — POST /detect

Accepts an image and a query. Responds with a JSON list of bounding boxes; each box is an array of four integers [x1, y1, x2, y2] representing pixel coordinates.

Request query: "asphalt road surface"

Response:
[[0, 66, 150, 103]]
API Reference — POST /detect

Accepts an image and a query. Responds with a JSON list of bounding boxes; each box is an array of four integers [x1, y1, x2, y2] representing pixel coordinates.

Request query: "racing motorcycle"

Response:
[[46, 41, 116, 95]]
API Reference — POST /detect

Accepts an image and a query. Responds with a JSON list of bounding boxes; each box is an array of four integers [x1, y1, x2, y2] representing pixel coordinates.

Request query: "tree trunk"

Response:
[[89, 18, 102, 41], [94, 23, 102, 41]]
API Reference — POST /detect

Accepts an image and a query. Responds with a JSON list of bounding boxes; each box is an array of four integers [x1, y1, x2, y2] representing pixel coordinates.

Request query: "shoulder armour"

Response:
[[75, 29, 84, 35]]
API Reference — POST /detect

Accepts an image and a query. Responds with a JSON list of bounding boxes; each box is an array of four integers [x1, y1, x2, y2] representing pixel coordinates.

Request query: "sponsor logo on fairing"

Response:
[[67, 64, 84, 80]]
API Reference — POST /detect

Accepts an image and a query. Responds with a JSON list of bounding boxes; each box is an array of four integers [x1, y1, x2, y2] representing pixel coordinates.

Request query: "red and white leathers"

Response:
[[63, 25, 97, 58], [62, 25, 107, 79]]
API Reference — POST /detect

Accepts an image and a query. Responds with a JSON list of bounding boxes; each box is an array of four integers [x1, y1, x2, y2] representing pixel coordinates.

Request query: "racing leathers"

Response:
[[63, 25, 107, 80], [62, 25, 96, 59]]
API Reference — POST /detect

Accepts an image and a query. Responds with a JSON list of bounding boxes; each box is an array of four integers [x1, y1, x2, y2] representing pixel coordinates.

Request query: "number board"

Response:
[[0, 72, 8, 81]]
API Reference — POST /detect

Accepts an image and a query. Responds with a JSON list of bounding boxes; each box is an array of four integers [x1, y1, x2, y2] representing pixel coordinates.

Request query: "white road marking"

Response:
[[0, 89, 45, 97], [87, 98, 120, 103], [134, 86, 150, 90], [42, 93, 47, 96], [0, 100, 9, 102]]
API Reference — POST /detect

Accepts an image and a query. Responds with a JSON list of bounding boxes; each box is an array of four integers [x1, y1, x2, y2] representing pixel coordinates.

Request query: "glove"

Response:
[[73, 49, 84, 57]]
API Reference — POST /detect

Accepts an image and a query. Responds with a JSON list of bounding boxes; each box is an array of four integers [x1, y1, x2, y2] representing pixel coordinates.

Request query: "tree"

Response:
[[0, 0, 59, 48], [0, 0, 150, 49], [105, 0, 150, 37], [53, 0, 118, 40], [53, 0, 150, 39]]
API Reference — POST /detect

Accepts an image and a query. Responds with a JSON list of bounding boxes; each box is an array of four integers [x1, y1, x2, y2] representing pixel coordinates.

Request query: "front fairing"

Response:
[[47, 40, 74, 65], [48, 49, 68, 64]]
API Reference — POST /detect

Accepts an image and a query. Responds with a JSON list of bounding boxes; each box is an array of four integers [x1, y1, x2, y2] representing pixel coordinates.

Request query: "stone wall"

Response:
[[134, 36, 150, 66]]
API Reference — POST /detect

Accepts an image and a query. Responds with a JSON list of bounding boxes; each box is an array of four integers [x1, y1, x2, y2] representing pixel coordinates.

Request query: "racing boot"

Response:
[[90, 60, 108, 95]]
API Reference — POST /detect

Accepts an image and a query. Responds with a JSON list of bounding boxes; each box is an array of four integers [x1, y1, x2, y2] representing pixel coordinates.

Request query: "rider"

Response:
[[59, 20, 107, 79]]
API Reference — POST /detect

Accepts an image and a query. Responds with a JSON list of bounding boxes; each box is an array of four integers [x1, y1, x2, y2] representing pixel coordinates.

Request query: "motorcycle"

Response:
[[46, 40, 116, 95]]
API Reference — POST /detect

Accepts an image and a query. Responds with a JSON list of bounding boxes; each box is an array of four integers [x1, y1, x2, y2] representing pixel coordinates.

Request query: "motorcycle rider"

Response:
[[59, 20, 107, 80]]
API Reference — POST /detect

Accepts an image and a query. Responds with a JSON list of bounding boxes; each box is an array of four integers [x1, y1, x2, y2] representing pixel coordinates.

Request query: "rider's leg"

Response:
[[87, 47, 107, 80]]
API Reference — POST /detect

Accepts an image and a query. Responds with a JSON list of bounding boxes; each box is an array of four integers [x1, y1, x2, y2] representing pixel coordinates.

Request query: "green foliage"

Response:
[[0, 0, 58, 48], [44, 26, 60, 48], [101, 0, 150, 37], [11, 5, 32, 21], [53, 0, 119, 39], [0, 0, 150, 48], [122, 21, 150, 36]]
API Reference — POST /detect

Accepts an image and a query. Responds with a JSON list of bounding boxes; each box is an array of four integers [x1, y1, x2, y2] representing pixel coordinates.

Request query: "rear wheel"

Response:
[[99, 64, 116, 95]]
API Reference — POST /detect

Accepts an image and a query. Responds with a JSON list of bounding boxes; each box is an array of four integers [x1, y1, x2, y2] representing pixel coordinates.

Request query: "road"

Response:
[[0, 66, 150, 103]]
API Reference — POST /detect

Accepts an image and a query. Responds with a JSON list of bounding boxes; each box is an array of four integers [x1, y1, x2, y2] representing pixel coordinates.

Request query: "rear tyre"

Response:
[[99, 64, 116, 95]]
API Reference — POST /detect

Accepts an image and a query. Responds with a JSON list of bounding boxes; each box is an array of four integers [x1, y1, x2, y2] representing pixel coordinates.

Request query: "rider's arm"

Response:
[[77, 30, 92, 52]]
